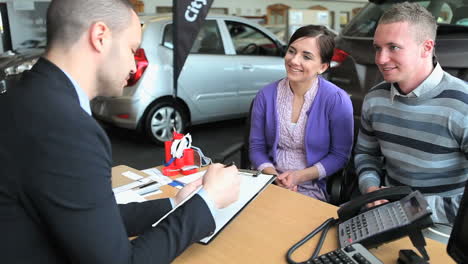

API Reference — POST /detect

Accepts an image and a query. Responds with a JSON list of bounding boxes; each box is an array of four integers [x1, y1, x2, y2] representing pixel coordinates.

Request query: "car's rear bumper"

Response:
[[91, 96, 141, 129]]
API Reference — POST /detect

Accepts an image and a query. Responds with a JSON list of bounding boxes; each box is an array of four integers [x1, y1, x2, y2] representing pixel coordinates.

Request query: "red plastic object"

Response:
[[162, 132, 197, 176], [180, 149, 197, 175], [162, 166, 179, 176]]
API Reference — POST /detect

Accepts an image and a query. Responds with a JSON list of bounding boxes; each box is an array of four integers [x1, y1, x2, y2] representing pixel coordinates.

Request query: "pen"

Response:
[[138, 180, 157, 189], [224, 161, 235, 168], [152, 185, 203, 228], [238, 169, 261, 177]]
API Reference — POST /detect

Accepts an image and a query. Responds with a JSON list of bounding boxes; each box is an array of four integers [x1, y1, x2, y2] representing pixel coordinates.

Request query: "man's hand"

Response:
[[365, 186, 389, 208], [173, 177, 203, 206], [203, 163, 240, 209]]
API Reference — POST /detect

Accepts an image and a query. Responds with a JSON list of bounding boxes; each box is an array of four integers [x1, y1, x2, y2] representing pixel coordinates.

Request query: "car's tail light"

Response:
[[116, 114, 130, 119], [126, 48, 148, 87], [330, 48, 349, 68]]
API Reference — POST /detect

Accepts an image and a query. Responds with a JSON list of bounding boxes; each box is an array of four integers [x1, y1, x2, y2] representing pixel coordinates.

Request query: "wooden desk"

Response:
[[173, 185, 453, 264], [111, 165, 179, 199], [112, 166, 454, 263]]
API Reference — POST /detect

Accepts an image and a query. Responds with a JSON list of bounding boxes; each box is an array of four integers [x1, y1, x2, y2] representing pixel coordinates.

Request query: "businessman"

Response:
[[0, 0, 240, 263], [355, 2, 468, 224]]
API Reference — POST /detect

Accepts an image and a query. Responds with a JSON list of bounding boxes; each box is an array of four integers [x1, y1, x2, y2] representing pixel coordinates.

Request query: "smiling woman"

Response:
[[249, 25, 354, 203]]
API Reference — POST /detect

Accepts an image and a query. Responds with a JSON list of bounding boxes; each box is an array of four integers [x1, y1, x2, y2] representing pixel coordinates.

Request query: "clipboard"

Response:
[[198, 171, 276, 244]]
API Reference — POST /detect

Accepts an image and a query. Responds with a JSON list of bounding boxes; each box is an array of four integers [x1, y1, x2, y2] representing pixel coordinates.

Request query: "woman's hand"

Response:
[[276, 170, 303, 191], [262, 167, 279, 176]]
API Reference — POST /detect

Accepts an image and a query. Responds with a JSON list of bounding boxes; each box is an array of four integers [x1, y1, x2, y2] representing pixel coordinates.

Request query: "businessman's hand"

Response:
[[173, 177, 203, 206], [203, 163, 240, 209], [365, 186, 389, 208]]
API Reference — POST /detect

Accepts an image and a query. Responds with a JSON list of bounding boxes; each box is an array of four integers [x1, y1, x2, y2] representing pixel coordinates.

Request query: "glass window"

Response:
[[451, 4, 468, 25], [456, 18, 468, 26], [342, 0, 468, 38], [225, 21, 281, 56], [162, 20, 224, 54], [435, 2, 454, 24]]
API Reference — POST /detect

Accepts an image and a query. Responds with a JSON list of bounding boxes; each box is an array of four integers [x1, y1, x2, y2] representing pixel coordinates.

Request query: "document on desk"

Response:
[[115, 189, 147, 204]]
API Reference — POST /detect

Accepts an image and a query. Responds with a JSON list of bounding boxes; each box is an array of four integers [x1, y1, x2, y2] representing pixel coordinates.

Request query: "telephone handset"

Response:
[[337, 186, 414, 222], [337, 186, 433, 260]]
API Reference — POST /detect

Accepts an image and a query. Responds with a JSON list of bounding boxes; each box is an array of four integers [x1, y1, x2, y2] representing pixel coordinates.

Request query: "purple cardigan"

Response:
[[249, 76, 354, 190]]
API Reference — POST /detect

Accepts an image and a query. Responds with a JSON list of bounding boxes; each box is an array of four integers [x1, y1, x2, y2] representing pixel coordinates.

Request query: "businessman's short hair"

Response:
[[46, 0, 134, 48], [379, 2, 437, 43]]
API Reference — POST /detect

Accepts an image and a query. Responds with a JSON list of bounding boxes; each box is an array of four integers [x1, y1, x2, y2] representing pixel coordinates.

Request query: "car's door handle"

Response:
[[241, 64, 253, 70]]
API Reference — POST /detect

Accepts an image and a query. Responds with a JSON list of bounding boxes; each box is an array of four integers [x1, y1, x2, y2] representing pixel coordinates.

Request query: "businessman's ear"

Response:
[[421, 39, 435, 58], [89, 21, 112, 53]]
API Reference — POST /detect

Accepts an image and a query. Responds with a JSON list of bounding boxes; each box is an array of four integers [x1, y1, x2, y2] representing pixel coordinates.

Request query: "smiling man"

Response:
[[354, 2, 468, 225]]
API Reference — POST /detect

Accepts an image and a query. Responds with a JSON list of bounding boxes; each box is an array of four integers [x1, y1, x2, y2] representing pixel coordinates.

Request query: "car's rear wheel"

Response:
[[144, 101, 188, 145]]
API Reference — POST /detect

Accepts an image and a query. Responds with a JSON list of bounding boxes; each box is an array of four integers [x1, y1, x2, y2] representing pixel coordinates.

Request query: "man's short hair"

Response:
[[379, 2, 437, 43], [46, 0, 134, 48]]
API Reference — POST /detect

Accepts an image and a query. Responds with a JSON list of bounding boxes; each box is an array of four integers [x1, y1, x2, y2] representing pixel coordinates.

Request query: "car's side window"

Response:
[[451, 4, 468, 26], [225, 21, 280, 56], [343, 0, 468, 37], [162, 20, 224, 55], [429, 2, 454, 24], [341, 3, 383, 37], [162, 25, 174, 49]]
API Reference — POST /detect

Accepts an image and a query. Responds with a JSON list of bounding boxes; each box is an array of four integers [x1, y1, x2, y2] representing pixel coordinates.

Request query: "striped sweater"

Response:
[[355, 65, 468, 224]]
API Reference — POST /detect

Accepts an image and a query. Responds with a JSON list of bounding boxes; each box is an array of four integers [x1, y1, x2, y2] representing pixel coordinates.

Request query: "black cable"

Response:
[[286, 217, 337, 264], [312, 217, 335, 259]]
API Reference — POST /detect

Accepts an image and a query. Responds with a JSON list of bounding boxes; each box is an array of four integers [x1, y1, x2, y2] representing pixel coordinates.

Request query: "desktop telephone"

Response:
[[337, 186, 433, 249], [287, 186, 434, 264]]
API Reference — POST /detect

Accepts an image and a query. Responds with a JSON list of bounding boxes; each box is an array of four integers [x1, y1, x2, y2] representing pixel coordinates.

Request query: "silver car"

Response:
[[91, 14, 286, 144]]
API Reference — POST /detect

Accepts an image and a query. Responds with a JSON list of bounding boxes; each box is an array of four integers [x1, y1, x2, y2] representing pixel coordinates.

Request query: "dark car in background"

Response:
[[328, 0, 468, 134], [0, 40, 44, 94]]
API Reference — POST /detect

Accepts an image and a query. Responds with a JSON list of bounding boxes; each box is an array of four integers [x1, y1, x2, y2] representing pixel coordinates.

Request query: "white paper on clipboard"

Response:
[[150, 170, 276, 244]]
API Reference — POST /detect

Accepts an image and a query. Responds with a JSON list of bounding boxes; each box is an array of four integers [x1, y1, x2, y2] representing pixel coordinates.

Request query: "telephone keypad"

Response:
[[311, 243, 383, 264], [339, 202, 410, 246]]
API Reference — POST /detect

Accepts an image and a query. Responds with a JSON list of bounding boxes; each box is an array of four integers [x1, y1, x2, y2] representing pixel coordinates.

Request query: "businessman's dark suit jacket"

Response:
[[0, 58, 215, 264]]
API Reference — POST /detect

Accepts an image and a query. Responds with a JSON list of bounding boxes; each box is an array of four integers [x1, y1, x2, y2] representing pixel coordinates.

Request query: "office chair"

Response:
[[212, 101, 357, 206]]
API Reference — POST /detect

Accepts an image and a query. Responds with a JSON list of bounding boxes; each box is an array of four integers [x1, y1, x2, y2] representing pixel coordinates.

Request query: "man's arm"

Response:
[[129, 195, 215, 262], [460, 115, 468, 160], [354, 98, 385, 194], [118, 200, 172, 237], [27, 117, 214, 264]]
